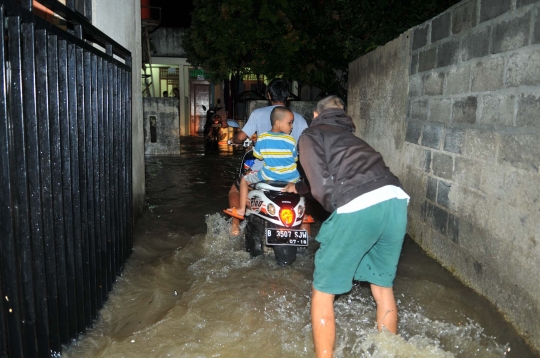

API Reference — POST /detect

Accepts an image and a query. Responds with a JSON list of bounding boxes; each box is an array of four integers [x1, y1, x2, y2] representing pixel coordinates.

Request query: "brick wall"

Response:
[[348, 0, 540, 350]]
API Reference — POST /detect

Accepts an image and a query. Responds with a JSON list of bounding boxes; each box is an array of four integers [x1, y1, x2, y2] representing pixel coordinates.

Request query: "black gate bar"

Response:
[[0, 0, 133, 356]]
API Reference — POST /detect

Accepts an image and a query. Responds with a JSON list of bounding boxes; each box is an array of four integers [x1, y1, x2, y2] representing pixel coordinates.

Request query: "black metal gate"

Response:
[[0, 0, 133, 356]]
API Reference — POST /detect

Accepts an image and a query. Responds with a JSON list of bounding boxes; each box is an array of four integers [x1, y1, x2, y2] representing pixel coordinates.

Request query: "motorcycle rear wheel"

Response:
[[244, 215, 298, 265], [273, 245, 298, 266]]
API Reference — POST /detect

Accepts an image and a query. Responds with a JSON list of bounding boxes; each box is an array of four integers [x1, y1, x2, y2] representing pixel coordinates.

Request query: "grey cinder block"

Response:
[[410, 99, 429, 121], [424, 72, 445, 95], [433, 151, 454, 179], [432, 204, 449, 235], [480, 0, 512, 23], [421, 200, 448, 235], [452, 96, 478, 124], [452, 0, 478, 34], [480, 93, 515, 126], [419, 47, 437, 72], [405, 122, 423, 143], [517, 0, 538, 8], [517, 93, 540, 127], [445, 66, 471, 94], [498, 134, 540, 171], [427, 176, 438, 201], [534, 9, 540, 44], [410, 53, 419, 75], [463, 130, 499, 162], [437, 39, 460, 68], [454, 157, 483, 189], [444, 127, 465, 154], [432, 12, 451, 43], [437, 180, 452, 208], [471, 57, 505, 92], [409, 75, 423, 97], [424, 149, 432, 173], [430, 98, 452, 124], [413, 24, 430, 50], [462, 27, 491, 61], [507, 50, 540, 87], [421, 200, 433, 220], [422, 124, 444, 149], [492, 12, 531, 54], [448, 214, 460, 244]]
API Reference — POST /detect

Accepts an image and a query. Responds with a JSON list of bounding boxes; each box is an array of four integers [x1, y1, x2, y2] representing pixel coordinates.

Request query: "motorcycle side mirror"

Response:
[[227, 119, 240, 128], [202, 105, 207, 111]]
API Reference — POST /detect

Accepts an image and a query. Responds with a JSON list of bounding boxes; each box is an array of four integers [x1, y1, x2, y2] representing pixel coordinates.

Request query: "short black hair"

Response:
[[267, 78, 290, 103], [270, 106, 293, 126]]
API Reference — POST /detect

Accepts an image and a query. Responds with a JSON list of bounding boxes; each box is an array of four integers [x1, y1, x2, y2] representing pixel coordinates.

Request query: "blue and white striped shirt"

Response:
[[253, 132, 300, 183]]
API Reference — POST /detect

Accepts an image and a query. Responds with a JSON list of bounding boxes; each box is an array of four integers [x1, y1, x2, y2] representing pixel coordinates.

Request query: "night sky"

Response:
[[151, 0, 194, 28]]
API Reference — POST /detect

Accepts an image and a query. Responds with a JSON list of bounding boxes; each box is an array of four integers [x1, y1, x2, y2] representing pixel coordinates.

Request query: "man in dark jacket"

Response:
[[284, 95, 409, 357]]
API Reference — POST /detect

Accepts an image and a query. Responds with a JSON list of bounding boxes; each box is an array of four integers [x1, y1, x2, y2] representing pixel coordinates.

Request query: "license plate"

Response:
[[266, 228, 308, 246], [211, 123, 221, 127]]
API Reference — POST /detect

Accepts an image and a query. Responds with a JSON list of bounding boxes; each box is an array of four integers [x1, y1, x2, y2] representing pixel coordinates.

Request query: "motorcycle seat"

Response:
[[254, 181, 290, 192]]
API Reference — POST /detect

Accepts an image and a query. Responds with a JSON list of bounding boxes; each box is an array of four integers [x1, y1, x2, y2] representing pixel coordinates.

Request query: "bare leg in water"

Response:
[[311, 285, 398, 358], [311, 288, 335, 358], [370, 284, 398, 333], [228, 183, 240, 236]]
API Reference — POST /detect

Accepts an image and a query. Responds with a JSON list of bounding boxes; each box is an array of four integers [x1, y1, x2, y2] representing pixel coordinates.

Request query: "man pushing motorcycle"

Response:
[[227, 78, 308, 236], [283, 95, 409, 357]]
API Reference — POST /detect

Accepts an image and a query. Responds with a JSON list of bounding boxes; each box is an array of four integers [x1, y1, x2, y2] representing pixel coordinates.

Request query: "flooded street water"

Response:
[[62, 139, 535, 357]]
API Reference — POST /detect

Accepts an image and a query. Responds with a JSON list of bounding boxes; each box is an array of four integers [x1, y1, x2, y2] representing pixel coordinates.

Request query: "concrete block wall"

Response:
[[151, 28, 186, 57], [143, 98, 181, 155], [349, 0, 540, 350]]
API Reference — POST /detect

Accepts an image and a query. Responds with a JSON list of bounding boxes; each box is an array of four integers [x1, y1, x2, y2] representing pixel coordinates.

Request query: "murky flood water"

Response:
[[62, 139, 535, 357]]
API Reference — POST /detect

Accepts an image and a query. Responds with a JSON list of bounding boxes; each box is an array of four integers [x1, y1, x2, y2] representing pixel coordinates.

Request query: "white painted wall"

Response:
[[91, 0, 145, 220], [151, 57, 190, 136]]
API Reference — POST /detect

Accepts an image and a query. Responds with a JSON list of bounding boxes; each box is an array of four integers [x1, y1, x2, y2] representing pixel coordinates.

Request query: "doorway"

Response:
[[190, 80, 209, 136]]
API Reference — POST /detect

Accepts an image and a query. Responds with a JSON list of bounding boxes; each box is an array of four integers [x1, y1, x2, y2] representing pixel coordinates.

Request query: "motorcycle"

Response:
[[228, 133, 314, 266], [207, 114, 224, 148], [203, 99, 227, 148]]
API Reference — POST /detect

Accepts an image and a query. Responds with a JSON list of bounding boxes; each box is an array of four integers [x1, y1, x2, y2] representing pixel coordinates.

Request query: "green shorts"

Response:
[[313, 198, 408, 294]]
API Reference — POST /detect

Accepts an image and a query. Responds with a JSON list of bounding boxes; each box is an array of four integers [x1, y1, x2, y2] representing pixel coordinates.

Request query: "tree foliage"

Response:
[[183, 0, 459, 99]]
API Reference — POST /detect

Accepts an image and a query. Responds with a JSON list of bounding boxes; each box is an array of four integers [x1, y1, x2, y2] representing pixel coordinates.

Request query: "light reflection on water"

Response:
[[61, 141, 532, 357]]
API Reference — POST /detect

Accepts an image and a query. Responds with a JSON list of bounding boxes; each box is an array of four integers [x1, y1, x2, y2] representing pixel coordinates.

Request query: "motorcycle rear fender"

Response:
[[245, 189, 305, 227]]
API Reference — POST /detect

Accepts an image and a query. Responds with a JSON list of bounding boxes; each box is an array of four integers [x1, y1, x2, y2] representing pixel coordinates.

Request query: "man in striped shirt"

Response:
[[224, 107, 299, 219]]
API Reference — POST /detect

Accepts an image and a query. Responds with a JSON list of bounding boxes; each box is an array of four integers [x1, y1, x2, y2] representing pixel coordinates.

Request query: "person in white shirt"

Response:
[[227, 78, 307, 235]]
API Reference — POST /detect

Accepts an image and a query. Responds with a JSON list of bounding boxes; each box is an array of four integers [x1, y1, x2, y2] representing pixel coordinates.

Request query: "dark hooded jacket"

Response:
[[297, 108, 401, 213]]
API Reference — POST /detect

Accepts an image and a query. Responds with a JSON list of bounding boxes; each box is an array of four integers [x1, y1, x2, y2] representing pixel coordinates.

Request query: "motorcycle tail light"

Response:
[[279, 207, 295, 227]]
